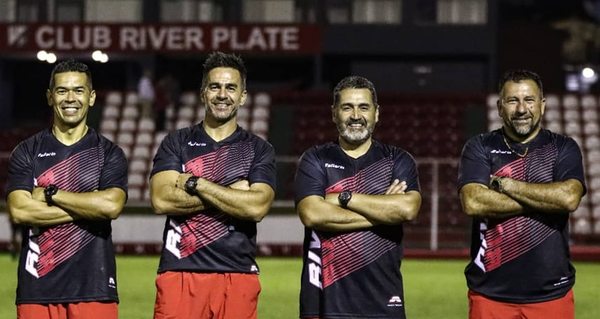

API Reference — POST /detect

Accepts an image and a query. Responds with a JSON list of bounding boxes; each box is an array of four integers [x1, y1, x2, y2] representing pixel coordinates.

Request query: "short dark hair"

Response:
[[49, 59, 93, 90], [201, 51, 247, 90], [332, 76, 378, 107], [498, 69, 543, 97]]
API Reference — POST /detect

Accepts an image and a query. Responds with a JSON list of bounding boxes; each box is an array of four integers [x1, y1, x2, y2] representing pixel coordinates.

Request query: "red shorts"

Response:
[[468, 289, 574, 319], [17, 302, 118, 319], [154, 271, 261, 319]]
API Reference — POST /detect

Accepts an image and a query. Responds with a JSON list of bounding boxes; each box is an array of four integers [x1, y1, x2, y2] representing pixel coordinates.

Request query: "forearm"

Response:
[[195, 178, 273, 222], [331, 191, 421, 224], [151, 184, 207, 215], [50, 188, 126, 220], [298, 196, 376, 232], [150, 171, 207, 215], [7, 191, 76, 227], [460, 183, 525, 218], [499, 178, 583, 213]]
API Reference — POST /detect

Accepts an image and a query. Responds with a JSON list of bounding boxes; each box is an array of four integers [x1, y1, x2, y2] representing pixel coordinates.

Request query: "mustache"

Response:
[[210, 97, 233, 105], [345, 118, 367, 126]]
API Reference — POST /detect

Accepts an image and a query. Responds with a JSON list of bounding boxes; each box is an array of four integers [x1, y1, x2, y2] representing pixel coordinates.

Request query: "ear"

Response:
[[375, 105, 380, 124], [240, 90, 248, 106], [331, 105, 336, 123], [496, 98, 502, 117], [540, 97, 546, 117], [89, 90, 96, 107], [46, 89, 52, 106]]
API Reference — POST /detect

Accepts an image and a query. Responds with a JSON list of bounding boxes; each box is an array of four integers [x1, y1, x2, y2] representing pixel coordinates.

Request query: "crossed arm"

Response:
[[8, 187, 126, 227], [297, 179, 422, 232], [150, 170, 275, 222], [459, 177, 584, 218]]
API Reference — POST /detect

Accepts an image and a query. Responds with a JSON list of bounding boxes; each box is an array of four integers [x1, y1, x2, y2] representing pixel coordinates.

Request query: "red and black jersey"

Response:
[[151, 123, 276, 274], [458, 128, 586, 303], [295, 140, 420, 319], [6, 128, 128, 304]]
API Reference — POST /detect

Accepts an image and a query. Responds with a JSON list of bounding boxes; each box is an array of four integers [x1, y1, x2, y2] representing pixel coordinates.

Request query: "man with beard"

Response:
[[295, 75, 422, 318], [150, 51, 276, 319], [6, 59, 127, 319], [458, 69, 586, 319]]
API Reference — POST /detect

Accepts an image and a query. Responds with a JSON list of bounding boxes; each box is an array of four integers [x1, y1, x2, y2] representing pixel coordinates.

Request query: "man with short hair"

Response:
[[7, 59, 128, 319], [150, 51, 276, 319], [458, 69, 586, 319], [295, 75, 422, 318]]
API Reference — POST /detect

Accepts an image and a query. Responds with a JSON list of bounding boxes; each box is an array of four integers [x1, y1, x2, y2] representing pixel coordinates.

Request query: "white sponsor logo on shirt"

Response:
[[37, 152, 56, 157], [188, 141, 207, 147], [490, 149, 511, 155], [324, 163, 345, 170]]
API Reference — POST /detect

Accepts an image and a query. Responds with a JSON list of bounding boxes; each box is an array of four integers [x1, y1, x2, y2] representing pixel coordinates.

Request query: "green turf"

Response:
[[0, 254, 598, 319]]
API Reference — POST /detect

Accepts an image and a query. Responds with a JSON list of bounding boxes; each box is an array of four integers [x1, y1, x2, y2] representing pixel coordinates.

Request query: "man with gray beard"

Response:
[[294, 75, 422, 318]]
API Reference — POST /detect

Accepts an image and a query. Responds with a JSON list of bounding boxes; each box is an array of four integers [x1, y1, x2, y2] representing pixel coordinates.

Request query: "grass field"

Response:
[[0, 254, 599, 318]]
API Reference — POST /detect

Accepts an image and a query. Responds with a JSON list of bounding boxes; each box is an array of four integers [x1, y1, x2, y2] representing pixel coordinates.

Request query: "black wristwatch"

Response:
[[338, 190, 353, 208], [490, 177, 503, 193], [44, 184, 59, 206], [184, 176, 200, 195]]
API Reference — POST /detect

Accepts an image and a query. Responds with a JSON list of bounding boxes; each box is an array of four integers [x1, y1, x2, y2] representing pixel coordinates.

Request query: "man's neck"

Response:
[[52, 124, 88, 146], [339, 137, 372, 159], [202, 118, 237, 142]]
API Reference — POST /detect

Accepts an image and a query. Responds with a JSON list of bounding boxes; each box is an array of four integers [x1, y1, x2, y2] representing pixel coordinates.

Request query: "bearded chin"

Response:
[[511, 118, 541, 136], [339, 127, 372, 145]]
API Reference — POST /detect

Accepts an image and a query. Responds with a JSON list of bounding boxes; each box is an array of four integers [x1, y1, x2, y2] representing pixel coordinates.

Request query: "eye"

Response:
[[56, 89, 67, 95], [226, 85, 237, 92], [360, 105, 371, 111]]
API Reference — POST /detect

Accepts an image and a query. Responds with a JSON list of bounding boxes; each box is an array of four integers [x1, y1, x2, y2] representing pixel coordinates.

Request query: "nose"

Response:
[[217, 86, 227, 99], [350, 107, 360, 119], [66, 90, 76, 101], [515, 101, 527, 114]]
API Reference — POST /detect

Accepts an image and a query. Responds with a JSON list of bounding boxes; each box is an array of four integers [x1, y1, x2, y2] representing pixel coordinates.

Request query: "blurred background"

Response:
[[0, 0, 599, 258]]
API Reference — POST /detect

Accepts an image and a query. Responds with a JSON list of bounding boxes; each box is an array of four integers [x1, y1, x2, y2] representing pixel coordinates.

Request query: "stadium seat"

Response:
[[136, 131, 154, 146], [119, 118, 137, 132], [103, 104, 120, 119], [562, 94, 579, 109], [105, 91, 123, 107], [180, 91, 197, 106], [573, 218, 591, 234], [128, 173, 146, 187], [125, 92, 139, 106], [122, 105, 139, 119], [581, 94, 597, 109], [132, 145, 151, 159], [137, 118, 154, 132], [563, 109, 580, 122], [254, 92, 271, 107], [130, 158, 148, 174], [175, 119, 192, 130], [100, 118, 118, 133], [128, 187, 142, 201], [545, 94, 560, 109], [116, 132, 135, 147], [178, 106, 195, 121]]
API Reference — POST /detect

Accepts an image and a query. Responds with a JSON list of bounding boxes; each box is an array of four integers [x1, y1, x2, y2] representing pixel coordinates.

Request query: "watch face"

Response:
[[185, 176, 198, 194]]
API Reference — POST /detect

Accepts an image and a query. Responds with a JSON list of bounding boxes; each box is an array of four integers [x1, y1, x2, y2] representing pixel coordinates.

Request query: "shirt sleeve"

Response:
[[294, 148, 327, 203], [248, 139, 277, 190], [6, 142, 35, 194], [458, 134, 491, 189], [555, 137, 587, 194], [150, 131, 184, 176], [392, 151, 420, 193], [99, 142, 128, 192]]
